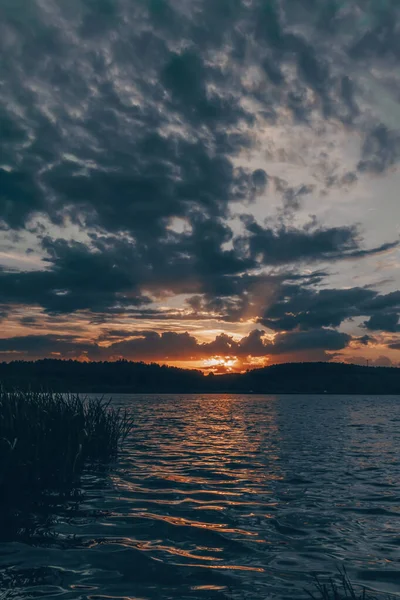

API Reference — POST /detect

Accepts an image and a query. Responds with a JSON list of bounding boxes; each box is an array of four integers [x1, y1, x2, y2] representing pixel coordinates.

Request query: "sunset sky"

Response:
[[0, 0, 399, 372]]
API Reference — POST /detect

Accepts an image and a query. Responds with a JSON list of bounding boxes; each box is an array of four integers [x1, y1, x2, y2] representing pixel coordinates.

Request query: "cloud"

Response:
[[0, 237, 150, 313], [267, 328, 351, 361], [361, 290, 400, 312], [240, 217, 398, 265], [364, 312, 400, 332], [0, 0, 255, 236], [0, 334, 93, 358], [1, 210, 395, 320], [349, 4, 400, 61], [354, 334, 376, 346], [261, 285, 400, 332], [0, 326, 352, 363], [1, 0, 400, 234], [358, 125, 400, 174], [343, 354, 397, 367], [372, 355, 394, 367], [281, 183, 315, 215], [0, 0, 399, 367]]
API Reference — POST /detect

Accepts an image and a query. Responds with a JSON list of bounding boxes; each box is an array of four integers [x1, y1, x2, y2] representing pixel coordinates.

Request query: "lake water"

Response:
[[1, 394, 400, 599]]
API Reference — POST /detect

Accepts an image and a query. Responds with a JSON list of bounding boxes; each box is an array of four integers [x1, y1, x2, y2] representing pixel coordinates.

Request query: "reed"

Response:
[[0, 389, 132, 505], [306, 568, 390, 600]]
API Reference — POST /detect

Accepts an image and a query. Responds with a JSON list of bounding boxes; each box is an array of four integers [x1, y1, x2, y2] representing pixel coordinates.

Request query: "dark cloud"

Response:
[[358, 125, 400, 174], [0, 0, 257, 236], [349, 3, 400, 60], [268, 328, 350, 355], [0, 217, 250, 315], [0, 167, 43, 230], [355, 334, 375, 346], [281, 184, 314, 215], [161, 49, 251, 129], [0, 326, 352, 362], [1, 211, 393, 320], [261, 286, 400, 333], [0, 0, 399, 365], [251, 169, 269, 197], [0, 334, 94, 358], [106, 331, 200, 360], [1, 0, 400, 236], [364, 312, 400, 333], [361, 290, 400, 312], [0, 237, 149, 314], [389, 342, 400, 351], [19, 316, 40, 326], [239, 217, 398, 266]]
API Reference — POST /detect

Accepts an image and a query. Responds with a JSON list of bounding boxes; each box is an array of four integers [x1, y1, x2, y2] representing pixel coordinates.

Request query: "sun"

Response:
[[203, 356, 238, 372]]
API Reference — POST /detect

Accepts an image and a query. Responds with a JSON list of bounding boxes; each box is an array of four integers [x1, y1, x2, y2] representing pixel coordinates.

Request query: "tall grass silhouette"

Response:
[[306, 567, 393, 600], [0, 389, 132, 505]]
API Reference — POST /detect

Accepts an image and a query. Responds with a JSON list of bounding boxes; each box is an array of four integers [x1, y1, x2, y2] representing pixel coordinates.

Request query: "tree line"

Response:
[[0, 359, 399, 394]]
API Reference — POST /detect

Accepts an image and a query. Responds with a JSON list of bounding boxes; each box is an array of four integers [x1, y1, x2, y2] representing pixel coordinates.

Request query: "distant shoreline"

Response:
[[36, 391, 400, 396], [1, 359, 399, 395]]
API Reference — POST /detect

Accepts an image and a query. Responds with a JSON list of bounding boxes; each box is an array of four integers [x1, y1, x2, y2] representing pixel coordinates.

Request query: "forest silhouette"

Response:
[[0, 360, 399, 394]]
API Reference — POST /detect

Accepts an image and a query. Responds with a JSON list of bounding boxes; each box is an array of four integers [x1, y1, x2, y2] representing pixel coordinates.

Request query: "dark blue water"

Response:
[[1, 394, 400, 599]]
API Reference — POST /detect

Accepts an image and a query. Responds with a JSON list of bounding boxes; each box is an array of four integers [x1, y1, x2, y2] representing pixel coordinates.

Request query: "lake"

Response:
[[1, 394, 400, 599]]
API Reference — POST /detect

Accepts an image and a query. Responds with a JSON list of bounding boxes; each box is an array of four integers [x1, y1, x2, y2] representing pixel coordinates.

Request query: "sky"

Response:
[[0, 0, 399, 373]]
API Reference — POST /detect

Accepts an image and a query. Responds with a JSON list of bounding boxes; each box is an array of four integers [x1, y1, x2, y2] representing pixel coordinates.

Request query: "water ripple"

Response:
[[1, 394, 400, 599]]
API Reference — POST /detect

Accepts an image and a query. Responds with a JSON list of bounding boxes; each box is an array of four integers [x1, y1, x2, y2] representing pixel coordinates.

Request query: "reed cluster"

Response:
[[0, 389, 132, 504], [307, 568, 390, 600]]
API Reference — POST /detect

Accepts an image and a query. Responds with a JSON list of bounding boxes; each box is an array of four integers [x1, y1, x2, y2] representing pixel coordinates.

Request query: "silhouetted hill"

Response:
[[0, 359, 399, 394], [218, 362, 400, 395]]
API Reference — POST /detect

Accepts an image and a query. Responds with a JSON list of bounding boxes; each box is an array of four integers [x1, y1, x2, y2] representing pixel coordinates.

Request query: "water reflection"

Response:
[[1, 394, 400, 599]]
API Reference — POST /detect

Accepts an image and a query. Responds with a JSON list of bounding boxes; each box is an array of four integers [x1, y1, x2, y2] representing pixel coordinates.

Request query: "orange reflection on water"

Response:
[[141, 543, 222, 561], [133, 512, 260, 536], [191, 585, 227, 591], [176, 563, 265, 573], [160, 473, 244, 489], [88, 596, 137, 600], [114, 481, 243, 497]]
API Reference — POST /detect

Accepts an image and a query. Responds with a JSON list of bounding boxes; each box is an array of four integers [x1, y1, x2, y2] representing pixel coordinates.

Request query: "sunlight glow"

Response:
[[203, 356, 239, 371]]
